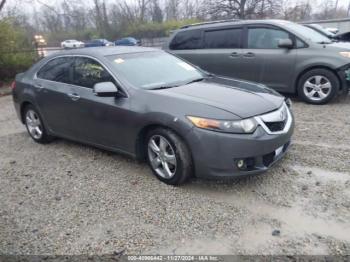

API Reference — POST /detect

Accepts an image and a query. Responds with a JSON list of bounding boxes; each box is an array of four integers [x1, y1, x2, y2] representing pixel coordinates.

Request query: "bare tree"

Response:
[[165, 0, 180, 20], [150, 0, 163, 22], [202, 0, 281, 19], [0, 0, 6, 13]]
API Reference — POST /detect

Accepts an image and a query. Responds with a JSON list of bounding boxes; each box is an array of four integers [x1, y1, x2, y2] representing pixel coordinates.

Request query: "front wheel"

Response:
[[146, 128, 193, 185], [297, 68, 339, 104]]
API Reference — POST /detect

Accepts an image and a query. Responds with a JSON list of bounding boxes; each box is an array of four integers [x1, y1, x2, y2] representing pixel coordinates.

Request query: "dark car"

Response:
[[164, 19, 350, 104], [115, 37, 139, 46], [85, 39, 114, 48], [12, 47, 294, 185]]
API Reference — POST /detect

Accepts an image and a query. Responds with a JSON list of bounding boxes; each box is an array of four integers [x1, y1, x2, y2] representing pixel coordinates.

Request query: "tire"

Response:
[[23, 104, 54, 144], [146, 128, 193, 185], [297, 68, 339, 104]]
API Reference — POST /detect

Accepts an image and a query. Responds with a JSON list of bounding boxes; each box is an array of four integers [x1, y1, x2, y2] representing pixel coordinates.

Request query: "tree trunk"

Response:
[[0, 0, 6, 13]]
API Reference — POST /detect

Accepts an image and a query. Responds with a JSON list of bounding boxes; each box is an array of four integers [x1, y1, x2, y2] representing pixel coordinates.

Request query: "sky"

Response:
[[5, 0, 350, 14]]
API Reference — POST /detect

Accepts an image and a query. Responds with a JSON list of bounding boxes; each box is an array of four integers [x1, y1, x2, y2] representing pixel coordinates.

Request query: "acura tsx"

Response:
[[12, 47, 294, 185]]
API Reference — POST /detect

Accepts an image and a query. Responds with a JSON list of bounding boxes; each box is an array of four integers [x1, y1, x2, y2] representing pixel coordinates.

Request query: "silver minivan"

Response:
[[164, 19, 350, 104]]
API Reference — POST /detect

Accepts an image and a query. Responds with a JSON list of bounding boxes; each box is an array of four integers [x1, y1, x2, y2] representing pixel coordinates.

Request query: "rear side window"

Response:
[[73, 57, 114, 89], [204, 28, 242, 48], [170, 30, 202, 50], [248, 27, 290, 49], [37, 57, 74, 84]]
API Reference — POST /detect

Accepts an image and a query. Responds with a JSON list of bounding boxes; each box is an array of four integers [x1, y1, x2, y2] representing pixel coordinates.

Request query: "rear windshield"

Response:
[[107, 51, 203, 89]]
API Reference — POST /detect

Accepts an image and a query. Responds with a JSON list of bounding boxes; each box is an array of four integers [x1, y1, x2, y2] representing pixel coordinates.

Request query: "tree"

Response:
[[0, 0, 6, 13], [151, 0, 163, 22], [203, 0, 281, 19]]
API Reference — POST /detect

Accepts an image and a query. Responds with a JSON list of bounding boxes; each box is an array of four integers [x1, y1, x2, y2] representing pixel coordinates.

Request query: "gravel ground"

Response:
[[0, 94, 349, 256]]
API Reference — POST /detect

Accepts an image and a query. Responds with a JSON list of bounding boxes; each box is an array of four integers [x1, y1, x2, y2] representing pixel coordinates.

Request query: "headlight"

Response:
[[339, 52, 350, 58], [187, 116, 258, 134]]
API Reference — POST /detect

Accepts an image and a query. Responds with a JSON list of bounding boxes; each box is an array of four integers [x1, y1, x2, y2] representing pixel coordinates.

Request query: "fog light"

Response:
[[237, 159, 245, 169]]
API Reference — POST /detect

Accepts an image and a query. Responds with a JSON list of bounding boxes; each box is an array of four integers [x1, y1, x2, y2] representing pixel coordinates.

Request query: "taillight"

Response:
[[10, 81, 16, 90]]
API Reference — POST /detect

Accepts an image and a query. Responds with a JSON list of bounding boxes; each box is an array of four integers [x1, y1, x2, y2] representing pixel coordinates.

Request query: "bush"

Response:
[[0, 20, 37, 80], [124, 19, 201, 39]]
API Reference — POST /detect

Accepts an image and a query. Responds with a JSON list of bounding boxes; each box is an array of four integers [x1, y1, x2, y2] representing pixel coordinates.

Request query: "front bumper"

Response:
[[337, 66, 350, 95], [186, 116, 294, 179]]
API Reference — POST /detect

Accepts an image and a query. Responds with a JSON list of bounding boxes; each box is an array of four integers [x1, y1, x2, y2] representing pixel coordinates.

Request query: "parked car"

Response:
[[164, 19, 350, 104], [61, 40, 85, 49], [333, 31, 350, 42], [304, 24, 350, 44], [326, 27, 339, 34], [304, 24, 336, 39], [85, 39, 114, 47], [12, 47, 293, 185], [115, 37, 140, 46]]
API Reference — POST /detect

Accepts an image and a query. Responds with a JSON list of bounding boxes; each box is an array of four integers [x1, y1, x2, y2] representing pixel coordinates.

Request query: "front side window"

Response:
[[107, 51, 204, 89], [73, 57, 114, 89], [248, 28, 290, 49], [204, 28, 242, 49], [37, 57, 74, 84], [170, 30, 202, 50]]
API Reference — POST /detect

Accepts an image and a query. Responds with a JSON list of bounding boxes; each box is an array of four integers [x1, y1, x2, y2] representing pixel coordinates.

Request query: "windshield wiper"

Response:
[[317, 41, 332, 44], [149, 85, 179, 90]]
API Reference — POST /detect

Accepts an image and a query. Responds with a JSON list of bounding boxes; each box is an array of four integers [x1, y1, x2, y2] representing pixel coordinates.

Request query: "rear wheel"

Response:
[[24, 105, 53, 144], [298, 68, 339, 104], [146, 128, 192, 185]]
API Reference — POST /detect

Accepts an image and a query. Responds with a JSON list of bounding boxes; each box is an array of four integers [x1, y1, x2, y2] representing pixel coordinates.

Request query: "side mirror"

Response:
[[278, 39, 293, 49], [93, 82, 118, 97]]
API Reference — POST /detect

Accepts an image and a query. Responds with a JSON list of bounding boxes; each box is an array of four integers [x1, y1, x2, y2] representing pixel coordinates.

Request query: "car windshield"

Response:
[[283, 22, 332, 44], [107, 51, 204, 89]]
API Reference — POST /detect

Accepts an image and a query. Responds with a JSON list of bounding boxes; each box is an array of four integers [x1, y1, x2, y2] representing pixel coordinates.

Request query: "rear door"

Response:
[[240, 25, 297, 91], [169, 27, 245, 79], [34, 56, 76, 137]]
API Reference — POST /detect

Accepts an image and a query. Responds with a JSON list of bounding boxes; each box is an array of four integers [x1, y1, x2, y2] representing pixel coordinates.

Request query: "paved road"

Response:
[[0, 94, 349, 255]]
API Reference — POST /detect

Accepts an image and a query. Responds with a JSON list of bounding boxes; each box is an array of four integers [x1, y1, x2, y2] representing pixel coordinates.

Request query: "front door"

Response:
[[67, 56, 131, 152], [240, 26, 297, 91]]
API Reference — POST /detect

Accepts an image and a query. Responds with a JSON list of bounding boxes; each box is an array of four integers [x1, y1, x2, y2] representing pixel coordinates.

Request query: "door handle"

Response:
[[243, 52, 255, 58], [67, 93, 80, 101], [230, 52, 240, 58], [34, 84, 44, 89]]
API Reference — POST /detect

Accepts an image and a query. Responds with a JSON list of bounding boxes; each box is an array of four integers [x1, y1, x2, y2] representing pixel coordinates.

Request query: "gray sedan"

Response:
[[12, 47, 294, 185]]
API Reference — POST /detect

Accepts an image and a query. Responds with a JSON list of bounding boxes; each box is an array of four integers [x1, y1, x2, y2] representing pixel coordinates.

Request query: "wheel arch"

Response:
[[295, 65, 342, 94], [135, 124, 194, 166], [20, 101, 33, 124]]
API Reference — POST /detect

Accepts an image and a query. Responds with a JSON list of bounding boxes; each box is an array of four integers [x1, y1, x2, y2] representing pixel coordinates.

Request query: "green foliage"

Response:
[[123, 19, 201, 39], [0, 19, 36, 80]]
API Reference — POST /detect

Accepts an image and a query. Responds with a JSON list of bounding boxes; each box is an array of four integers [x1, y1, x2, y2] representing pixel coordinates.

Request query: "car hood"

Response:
[[160, 77, 284, 119], [325, 42, 350, 49]]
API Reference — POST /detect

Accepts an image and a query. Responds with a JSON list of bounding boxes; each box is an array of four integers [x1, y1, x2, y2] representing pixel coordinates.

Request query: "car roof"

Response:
[[179, 19, 293, 30], [50, 46, 159, 58]]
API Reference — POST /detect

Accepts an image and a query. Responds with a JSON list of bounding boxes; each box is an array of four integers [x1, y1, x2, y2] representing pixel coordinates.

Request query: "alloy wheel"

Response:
[[303, 75, 332, 102], [147, 135, 177, 179], [25, 110, 43, 140]]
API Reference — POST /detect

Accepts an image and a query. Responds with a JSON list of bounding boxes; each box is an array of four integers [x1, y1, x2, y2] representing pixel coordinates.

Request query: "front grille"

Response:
[[265, 121, 286, 132]]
